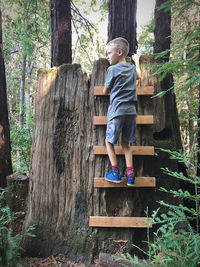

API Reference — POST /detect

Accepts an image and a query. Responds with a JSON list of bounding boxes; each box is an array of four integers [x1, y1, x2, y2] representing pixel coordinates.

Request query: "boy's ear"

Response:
[[117, 49, 123, 56]]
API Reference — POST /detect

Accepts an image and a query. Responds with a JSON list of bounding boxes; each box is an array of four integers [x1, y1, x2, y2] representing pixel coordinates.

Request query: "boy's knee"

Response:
[[121, 139, 129, 148], [106, 139, 113, 146], [105, 139, 109, 145]]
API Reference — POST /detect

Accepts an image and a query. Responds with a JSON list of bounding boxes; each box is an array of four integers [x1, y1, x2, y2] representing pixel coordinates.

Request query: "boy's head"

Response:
[[106, 37, 129, 65]]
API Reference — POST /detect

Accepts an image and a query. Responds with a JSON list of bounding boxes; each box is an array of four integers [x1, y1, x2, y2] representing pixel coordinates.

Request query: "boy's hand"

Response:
[[132, 54, 141, 80], [103, 86, 110, 95], [132, 54, 140, 64]]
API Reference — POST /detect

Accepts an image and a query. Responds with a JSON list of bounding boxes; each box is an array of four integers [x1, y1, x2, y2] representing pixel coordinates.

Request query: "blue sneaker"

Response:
[[105, 167, 122, 183], [126, 169, 135, 186]]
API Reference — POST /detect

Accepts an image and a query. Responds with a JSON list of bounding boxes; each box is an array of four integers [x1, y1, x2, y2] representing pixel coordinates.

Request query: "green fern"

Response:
[[0, 189, 35, 266]]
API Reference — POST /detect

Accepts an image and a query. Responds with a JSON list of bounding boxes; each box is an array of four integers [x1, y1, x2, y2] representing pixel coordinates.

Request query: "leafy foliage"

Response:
[[153, 0, 199, 154], [137, 17, 154, 55], [0, 189, 35, 266], [2, 0, 50, 173], [72, 0, 107, 73], [115, 0, 200, 265], [10, 121, 33, 175], [2, 0, 50, 117], [116, 150, 200, 266]]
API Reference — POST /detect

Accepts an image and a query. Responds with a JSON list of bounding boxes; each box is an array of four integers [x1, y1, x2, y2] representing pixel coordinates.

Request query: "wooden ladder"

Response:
[[89, 85, 155, 228]]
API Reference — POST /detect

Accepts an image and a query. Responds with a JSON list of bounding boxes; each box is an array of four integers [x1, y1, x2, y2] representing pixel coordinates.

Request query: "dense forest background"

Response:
[[2, 0, 108, 174], [1, 0, 198, 176]]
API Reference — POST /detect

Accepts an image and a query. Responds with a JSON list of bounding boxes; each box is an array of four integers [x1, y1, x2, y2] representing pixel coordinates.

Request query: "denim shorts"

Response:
[[106, 115, 136, 144]]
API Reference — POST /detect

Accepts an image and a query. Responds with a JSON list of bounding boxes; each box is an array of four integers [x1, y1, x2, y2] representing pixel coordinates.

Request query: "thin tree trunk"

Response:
[[0, 8, 13, 187], [19, 54, 26, 125], [26, 48, 37, 128], [50, 0, 72, 67], [196, 84, 200, 177]]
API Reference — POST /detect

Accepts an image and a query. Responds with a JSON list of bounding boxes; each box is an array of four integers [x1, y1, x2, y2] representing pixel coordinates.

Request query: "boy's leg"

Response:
[[105, 117, 123, 183], [105, 140, 122, 183], [121, 139, 133, 167], [122, 139, 135, 186], [121, 115, 136, 186], [105, 139, 117, 166]]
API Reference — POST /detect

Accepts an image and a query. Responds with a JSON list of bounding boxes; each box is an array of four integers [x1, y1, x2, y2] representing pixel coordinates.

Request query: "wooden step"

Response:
[[93, 115, 154, 125], [93, 146, 154, 155], [94, 86, 154, 96], [89, 216, 152, 228], [94, 177, 156, 188]]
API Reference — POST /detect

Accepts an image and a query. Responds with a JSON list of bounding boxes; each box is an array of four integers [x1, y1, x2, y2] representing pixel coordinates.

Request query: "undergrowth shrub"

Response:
[[0, 189, 35, 266], [116, 149, 200, 266]]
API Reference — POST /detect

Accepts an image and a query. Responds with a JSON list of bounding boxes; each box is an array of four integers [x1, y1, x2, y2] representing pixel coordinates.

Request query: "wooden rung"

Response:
[[89, 216, 152, 228], [94, 177, 156, 188], [93, 146, 154, 155], [93, 115, 154, 125], [94, 86, 154, 96]]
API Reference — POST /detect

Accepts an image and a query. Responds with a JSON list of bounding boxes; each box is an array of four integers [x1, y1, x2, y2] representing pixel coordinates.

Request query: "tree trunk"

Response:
[[19, 54, 26, 126], [22, 64, 94, 259], [197, 82, 200, 177], [6, 174, 29, 213], [153, 0, 194, 230], [22, 57, 184, 261], [154, 0, 171, 60], [26, 48, 37, 128], [0, 8, 13, 187], [107, 0, 137, 55], [50, 0, 72, 67]]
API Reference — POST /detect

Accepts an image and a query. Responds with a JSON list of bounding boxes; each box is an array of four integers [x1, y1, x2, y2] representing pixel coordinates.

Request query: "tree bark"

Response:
[[154, 0, 171, 60], [50, 0, 72, 67], [0, 8, 13, 187], [26, 48, 37, 128], [22, 57, 184, 261], [19, 54, 26, 126], [108, 0, 137, 55], [196, 83, 200, 177], [6, 174, 29, 213], [196, 45, 200, 177], [22, 64, 94, 259]]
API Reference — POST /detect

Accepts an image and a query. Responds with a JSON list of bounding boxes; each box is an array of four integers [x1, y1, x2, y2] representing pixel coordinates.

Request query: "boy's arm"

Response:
[[132, 54, 141, 80], [103, 86, 110, 95]]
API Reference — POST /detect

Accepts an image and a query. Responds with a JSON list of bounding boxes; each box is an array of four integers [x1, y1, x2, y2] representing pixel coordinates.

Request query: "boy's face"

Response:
[[106, 46, 123, 65]]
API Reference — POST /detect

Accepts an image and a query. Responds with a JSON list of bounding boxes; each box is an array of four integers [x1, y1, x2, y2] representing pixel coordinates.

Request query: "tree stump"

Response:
[[22, 57, 183, 262], [6, 173, 29, 213]]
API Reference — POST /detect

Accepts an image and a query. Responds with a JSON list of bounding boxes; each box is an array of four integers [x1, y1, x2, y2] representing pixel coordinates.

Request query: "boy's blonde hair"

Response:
[[107, 37, 129, 57]]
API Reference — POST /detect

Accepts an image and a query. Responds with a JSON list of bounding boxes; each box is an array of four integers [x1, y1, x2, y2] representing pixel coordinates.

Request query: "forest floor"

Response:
[[19, 254, 96, 267], [12, 208, 97, 267]]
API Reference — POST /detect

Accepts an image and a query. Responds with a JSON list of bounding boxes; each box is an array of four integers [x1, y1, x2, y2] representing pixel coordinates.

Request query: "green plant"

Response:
[[0, 189, 35, 266], [137, 17, 154, 55], [115, 149, 200, 266], [10, 106, 34, 174]]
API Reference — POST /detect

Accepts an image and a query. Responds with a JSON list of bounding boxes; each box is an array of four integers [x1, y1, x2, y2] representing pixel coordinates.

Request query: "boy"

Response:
[[103, 37, 141, 186]]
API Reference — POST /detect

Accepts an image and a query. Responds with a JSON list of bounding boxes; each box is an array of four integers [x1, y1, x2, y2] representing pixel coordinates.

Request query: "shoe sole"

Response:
[[127, 183, 135, 186], [126, 177, 135, 187], [105, 177, 123, 183]]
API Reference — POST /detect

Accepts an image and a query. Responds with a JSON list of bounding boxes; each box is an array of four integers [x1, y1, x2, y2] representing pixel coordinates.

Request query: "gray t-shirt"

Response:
[[104, 63, 137, 121]]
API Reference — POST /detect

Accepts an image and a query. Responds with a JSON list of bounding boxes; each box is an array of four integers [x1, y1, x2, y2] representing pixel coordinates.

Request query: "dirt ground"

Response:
[[13, 209, 97, 267], [19, 254, 97, 267]]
